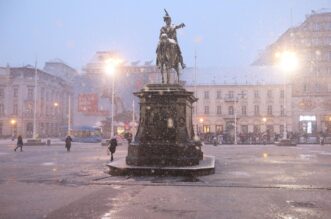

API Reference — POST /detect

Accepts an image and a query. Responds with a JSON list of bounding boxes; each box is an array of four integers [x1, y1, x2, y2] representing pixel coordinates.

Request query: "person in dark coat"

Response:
[[14, 135, 23, 152], [108, 136, 118, 162], [65, 135, 73, 152]]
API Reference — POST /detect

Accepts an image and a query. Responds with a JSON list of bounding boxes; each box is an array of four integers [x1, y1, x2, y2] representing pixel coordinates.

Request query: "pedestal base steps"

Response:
[[107, 155, 215, 176]]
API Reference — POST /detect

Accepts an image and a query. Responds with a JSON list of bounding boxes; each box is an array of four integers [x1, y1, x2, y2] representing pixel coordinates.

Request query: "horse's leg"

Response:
[[161, 65, 164, 84], [166, 67, 170, 84], [177, 65, 180, 84]]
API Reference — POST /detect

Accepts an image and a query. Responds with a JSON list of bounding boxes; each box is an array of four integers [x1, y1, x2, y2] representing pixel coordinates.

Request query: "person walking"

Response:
[[65, 135, 73, 152], [108, 136, 118, 162], [14, 135, 23, 152]]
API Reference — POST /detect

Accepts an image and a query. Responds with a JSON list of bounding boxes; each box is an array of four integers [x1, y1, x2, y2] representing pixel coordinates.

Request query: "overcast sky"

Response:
[[1, 0, 330, 70]]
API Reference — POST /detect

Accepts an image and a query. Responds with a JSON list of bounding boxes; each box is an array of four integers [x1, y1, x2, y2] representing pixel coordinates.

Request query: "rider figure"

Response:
[[158, 9, 186, 69]]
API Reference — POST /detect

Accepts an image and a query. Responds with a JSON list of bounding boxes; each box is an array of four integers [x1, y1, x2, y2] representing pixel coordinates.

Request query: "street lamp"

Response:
[[10, 119, 17, 137], [199, 117, 204, 135], [105, 58, 123, 138], [262, 117, 267, 134], [275, 50, 299, 139]]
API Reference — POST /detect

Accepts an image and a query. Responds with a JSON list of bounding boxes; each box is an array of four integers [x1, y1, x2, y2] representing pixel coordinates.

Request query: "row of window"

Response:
[[0, 87, 64, 101], [201, 90, 284, 99], [199, 105, 285, 116], [200, 124, 285, 134], [0, 102, 64, 116]]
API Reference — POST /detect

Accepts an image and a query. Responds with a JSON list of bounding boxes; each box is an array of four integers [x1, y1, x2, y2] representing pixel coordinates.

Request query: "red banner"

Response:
[[78, 93, 98, 113]]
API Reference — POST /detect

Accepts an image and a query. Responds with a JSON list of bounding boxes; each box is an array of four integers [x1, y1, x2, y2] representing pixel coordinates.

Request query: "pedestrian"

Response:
[[320, 133, 325, 145], [65, 135, 73, 152], [108, 136, 118, 162], [14, 135, 23, 152]]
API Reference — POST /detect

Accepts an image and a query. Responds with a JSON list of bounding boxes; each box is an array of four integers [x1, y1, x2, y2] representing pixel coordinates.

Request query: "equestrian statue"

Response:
[[156, 9, 186, 84]]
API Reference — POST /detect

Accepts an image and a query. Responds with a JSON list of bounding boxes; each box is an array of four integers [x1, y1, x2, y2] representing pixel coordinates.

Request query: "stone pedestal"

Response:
[[126, 84, 203, 166]]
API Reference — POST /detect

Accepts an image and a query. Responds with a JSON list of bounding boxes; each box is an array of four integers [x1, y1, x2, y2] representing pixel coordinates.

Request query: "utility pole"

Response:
[[194, 49, 198, 136], [68, 95, 71, 136], [33, 60, 38, 139]]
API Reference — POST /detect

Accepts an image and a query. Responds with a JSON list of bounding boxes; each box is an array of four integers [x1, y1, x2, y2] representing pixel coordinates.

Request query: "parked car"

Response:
[[274, 139, 297, 146]]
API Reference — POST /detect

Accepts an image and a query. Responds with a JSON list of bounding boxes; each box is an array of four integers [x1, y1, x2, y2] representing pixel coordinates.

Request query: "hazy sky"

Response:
[[1, 0, 330, 70]]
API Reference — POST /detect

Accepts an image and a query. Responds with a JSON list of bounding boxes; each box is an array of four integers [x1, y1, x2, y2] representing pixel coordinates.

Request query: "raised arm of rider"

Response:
[[175, 23, 185, 29]]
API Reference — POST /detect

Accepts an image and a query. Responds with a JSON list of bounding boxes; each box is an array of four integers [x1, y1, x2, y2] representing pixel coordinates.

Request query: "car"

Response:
[[274, 139, 297, 146]]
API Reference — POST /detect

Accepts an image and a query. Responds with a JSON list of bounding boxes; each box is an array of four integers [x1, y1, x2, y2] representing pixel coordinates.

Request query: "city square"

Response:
[[0, 140, 331, 218], [1, 1, 331, 218]]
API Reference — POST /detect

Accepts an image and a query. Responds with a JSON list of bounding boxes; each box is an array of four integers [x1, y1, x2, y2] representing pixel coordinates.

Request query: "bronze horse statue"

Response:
[[156, 33, 181, 84]]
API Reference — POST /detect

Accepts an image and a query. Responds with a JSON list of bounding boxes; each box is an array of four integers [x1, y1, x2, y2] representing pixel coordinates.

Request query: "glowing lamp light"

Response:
[[199, 118, 204, 123], [10, 119, 16, 125], [105, 58, 123, 76], [53, 102, 59, 107], [262, 117, 267, 123], [276, 51, 299, 72]]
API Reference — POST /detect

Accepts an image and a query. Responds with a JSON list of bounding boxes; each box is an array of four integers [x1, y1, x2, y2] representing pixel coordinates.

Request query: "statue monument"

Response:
[[108, 10, 215, 176], [156, 9, 185, 84]]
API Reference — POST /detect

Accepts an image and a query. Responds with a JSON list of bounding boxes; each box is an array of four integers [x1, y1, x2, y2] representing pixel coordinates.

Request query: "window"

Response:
[[242, 105, 247, 116], [204, 91, 209, 99], [280, 105, 284, 116], [0, 104, 4, 116], [254, 105, 259, 115], [241, 125, 248, 133], [267, 105, 273, 116], [13, 103, 18, 115], [303, 84, 307, 92], [13, 87, 18, 98], [253, 125, 260, 133], [203, 125, 210, 133], [266, 125, 274, 133], [215, 125, 223, 133], [280, 90, 284, 98], [27, 103, 33, 114], [28, 87, 34, 100], [254, 90, 259, 98], [228, 91, 234, 98], [204, 106, 209, 114], [280, 125, 284, 134], [238, 90, 246, 99], [267, 90, 272, 98], [217, 106, 222, 115], [228, 106, 234, 115], [216, 91, 222, 99], [0, 88, 4, 98]]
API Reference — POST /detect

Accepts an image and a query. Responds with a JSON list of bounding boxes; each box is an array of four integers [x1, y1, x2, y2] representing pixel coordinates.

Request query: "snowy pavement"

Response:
[[1, 142, 331, 218]]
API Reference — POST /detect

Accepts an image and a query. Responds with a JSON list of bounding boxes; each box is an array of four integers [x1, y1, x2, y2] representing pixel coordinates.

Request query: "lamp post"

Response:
[[52, 101, 70, 137], [234, 98, 237, 145], [53, 102, 59, 136], [10, 119, 17, 138], [33, 62, 38, 139], [262, 116, 267, 134], [276, 50, 299, 140], [105, 58, 122, 138], [233, 92, 246, 145], [199, 117, 204, 136]]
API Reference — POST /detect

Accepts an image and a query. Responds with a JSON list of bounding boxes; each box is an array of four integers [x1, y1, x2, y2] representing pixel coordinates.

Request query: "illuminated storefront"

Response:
[[299, 115, 317, 134]]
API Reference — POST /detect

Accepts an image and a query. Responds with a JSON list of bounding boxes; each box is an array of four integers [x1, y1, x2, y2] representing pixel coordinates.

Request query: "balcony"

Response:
[[224, 97, 237, 102]]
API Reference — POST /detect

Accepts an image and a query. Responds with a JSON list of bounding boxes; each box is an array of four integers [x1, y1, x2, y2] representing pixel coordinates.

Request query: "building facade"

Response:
[[186, 84, 292, 143], [254, 10, 331, 137], [0, 66, 72, 138]]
